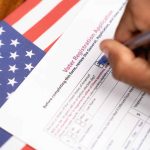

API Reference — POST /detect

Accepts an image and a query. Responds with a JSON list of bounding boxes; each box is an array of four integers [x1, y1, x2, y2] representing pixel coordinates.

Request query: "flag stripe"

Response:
[[23, 0, 79, 42], [34, 1, 81, 51], [33, 0, 84, 50], [21, 145, 35, 150], [4, 0, 41, 25], [12, 0, 61, 35], [44, 36, 60, 52]]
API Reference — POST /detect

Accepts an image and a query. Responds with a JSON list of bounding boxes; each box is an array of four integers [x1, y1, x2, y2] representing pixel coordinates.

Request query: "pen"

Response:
[[124, 31, 150, 50], [98, 55, 108, 65], [124, 31, 150, 59]]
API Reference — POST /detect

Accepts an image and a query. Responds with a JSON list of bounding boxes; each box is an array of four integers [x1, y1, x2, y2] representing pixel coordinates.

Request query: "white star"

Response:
[[25, 50, 35, 58], [0, 40, 4, 48], [7, 78, 18, 87], [0, 52, 3, 59], [24, 63, 34, 71], [9, 51, 19, 60], [6, 92, 14, 100], [0, 26, 5, 35], [10, 39, 20, 47], [8, 64, 18, 73]]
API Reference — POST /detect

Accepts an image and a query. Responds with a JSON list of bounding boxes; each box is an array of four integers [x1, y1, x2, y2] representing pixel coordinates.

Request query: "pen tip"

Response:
[[98, 55, 108, 65]]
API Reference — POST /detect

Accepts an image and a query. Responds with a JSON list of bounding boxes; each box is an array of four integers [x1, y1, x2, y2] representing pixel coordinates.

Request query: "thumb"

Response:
[[100, 39, 135, 81]]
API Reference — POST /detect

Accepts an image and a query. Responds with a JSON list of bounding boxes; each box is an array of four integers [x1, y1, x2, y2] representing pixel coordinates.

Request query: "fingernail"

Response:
[[100, 42, 109, 58], [102, 48, 109, 58]]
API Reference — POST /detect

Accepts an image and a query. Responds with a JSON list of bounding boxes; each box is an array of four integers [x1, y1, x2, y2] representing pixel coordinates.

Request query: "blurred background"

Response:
[[0, 0, 25, 20]]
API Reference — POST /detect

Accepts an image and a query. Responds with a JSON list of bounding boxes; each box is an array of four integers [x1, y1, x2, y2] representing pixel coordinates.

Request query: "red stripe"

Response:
[[23, 0, 79, 42], [4, 0, 41, 25], [44, 35, 61, 53], [21, 145, 35, 150]]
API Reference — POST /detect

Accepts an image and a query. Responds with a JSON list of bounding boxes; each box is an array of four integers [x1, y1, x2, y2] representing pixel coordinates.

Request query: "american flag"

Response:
[[0, 0, 86, 149], [0, 21, 45, 107]]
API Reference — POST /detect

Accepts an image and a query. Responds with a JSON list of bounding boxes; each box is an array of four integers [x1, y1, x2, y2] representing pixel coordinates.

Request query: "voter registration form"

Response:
[[1, 0, 150, 149]]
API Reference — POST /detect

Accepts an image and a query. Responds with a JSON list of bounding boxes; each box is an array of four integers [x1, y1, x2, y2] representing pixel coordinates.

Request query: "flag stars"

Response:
[[0, 23, 45, 105], [8, 65, 18, 73], [25, 50, 35, 58], [10, 39, 20, 47], [0, 26, 5, 35], [7, 78, 18, 87], [24, 63, 34, 71], [0, 40, 4, 48], [9, 51, 19, 60]]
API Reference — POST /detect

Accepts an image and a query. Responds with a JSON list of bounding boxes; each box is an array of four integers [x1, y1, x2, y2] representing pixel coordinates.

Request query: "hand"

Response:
[[115, 0, 150, 42], [100, 0, 150, 93]]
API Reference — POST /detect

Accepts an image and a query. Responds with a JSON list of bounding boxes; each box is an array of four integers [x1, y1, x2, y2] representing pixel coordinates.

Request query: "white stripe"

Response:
[[0, 136, 25, 150], [13, 0, 62, 34], [34, 0, 88, 50]]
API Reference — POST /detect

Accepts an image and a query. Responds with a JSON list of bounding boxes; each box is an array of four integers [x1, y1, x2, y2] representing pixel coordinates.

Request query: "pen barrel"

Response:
[[124, 32, 150, 60], [124, 32, 150, 50]]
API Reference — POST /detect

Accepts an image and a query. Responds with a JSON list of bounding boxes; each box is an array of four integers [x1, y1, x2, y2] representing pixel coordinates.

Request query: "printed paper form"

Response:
[[1, 0, 150, 149]]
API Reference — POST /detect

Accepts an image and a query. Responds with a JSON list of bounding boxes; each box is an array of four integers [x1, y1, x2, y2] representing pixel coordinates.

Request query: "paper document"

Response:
[[1, 0, 150, 149]]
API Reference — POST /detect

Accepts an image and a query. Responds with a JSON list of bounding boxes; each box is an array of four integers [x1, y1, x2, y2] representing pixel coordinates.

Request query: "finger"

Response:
[[100, 39, 150, 92], [115, 3, 136, 42], [100, 39, 135, 81]]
